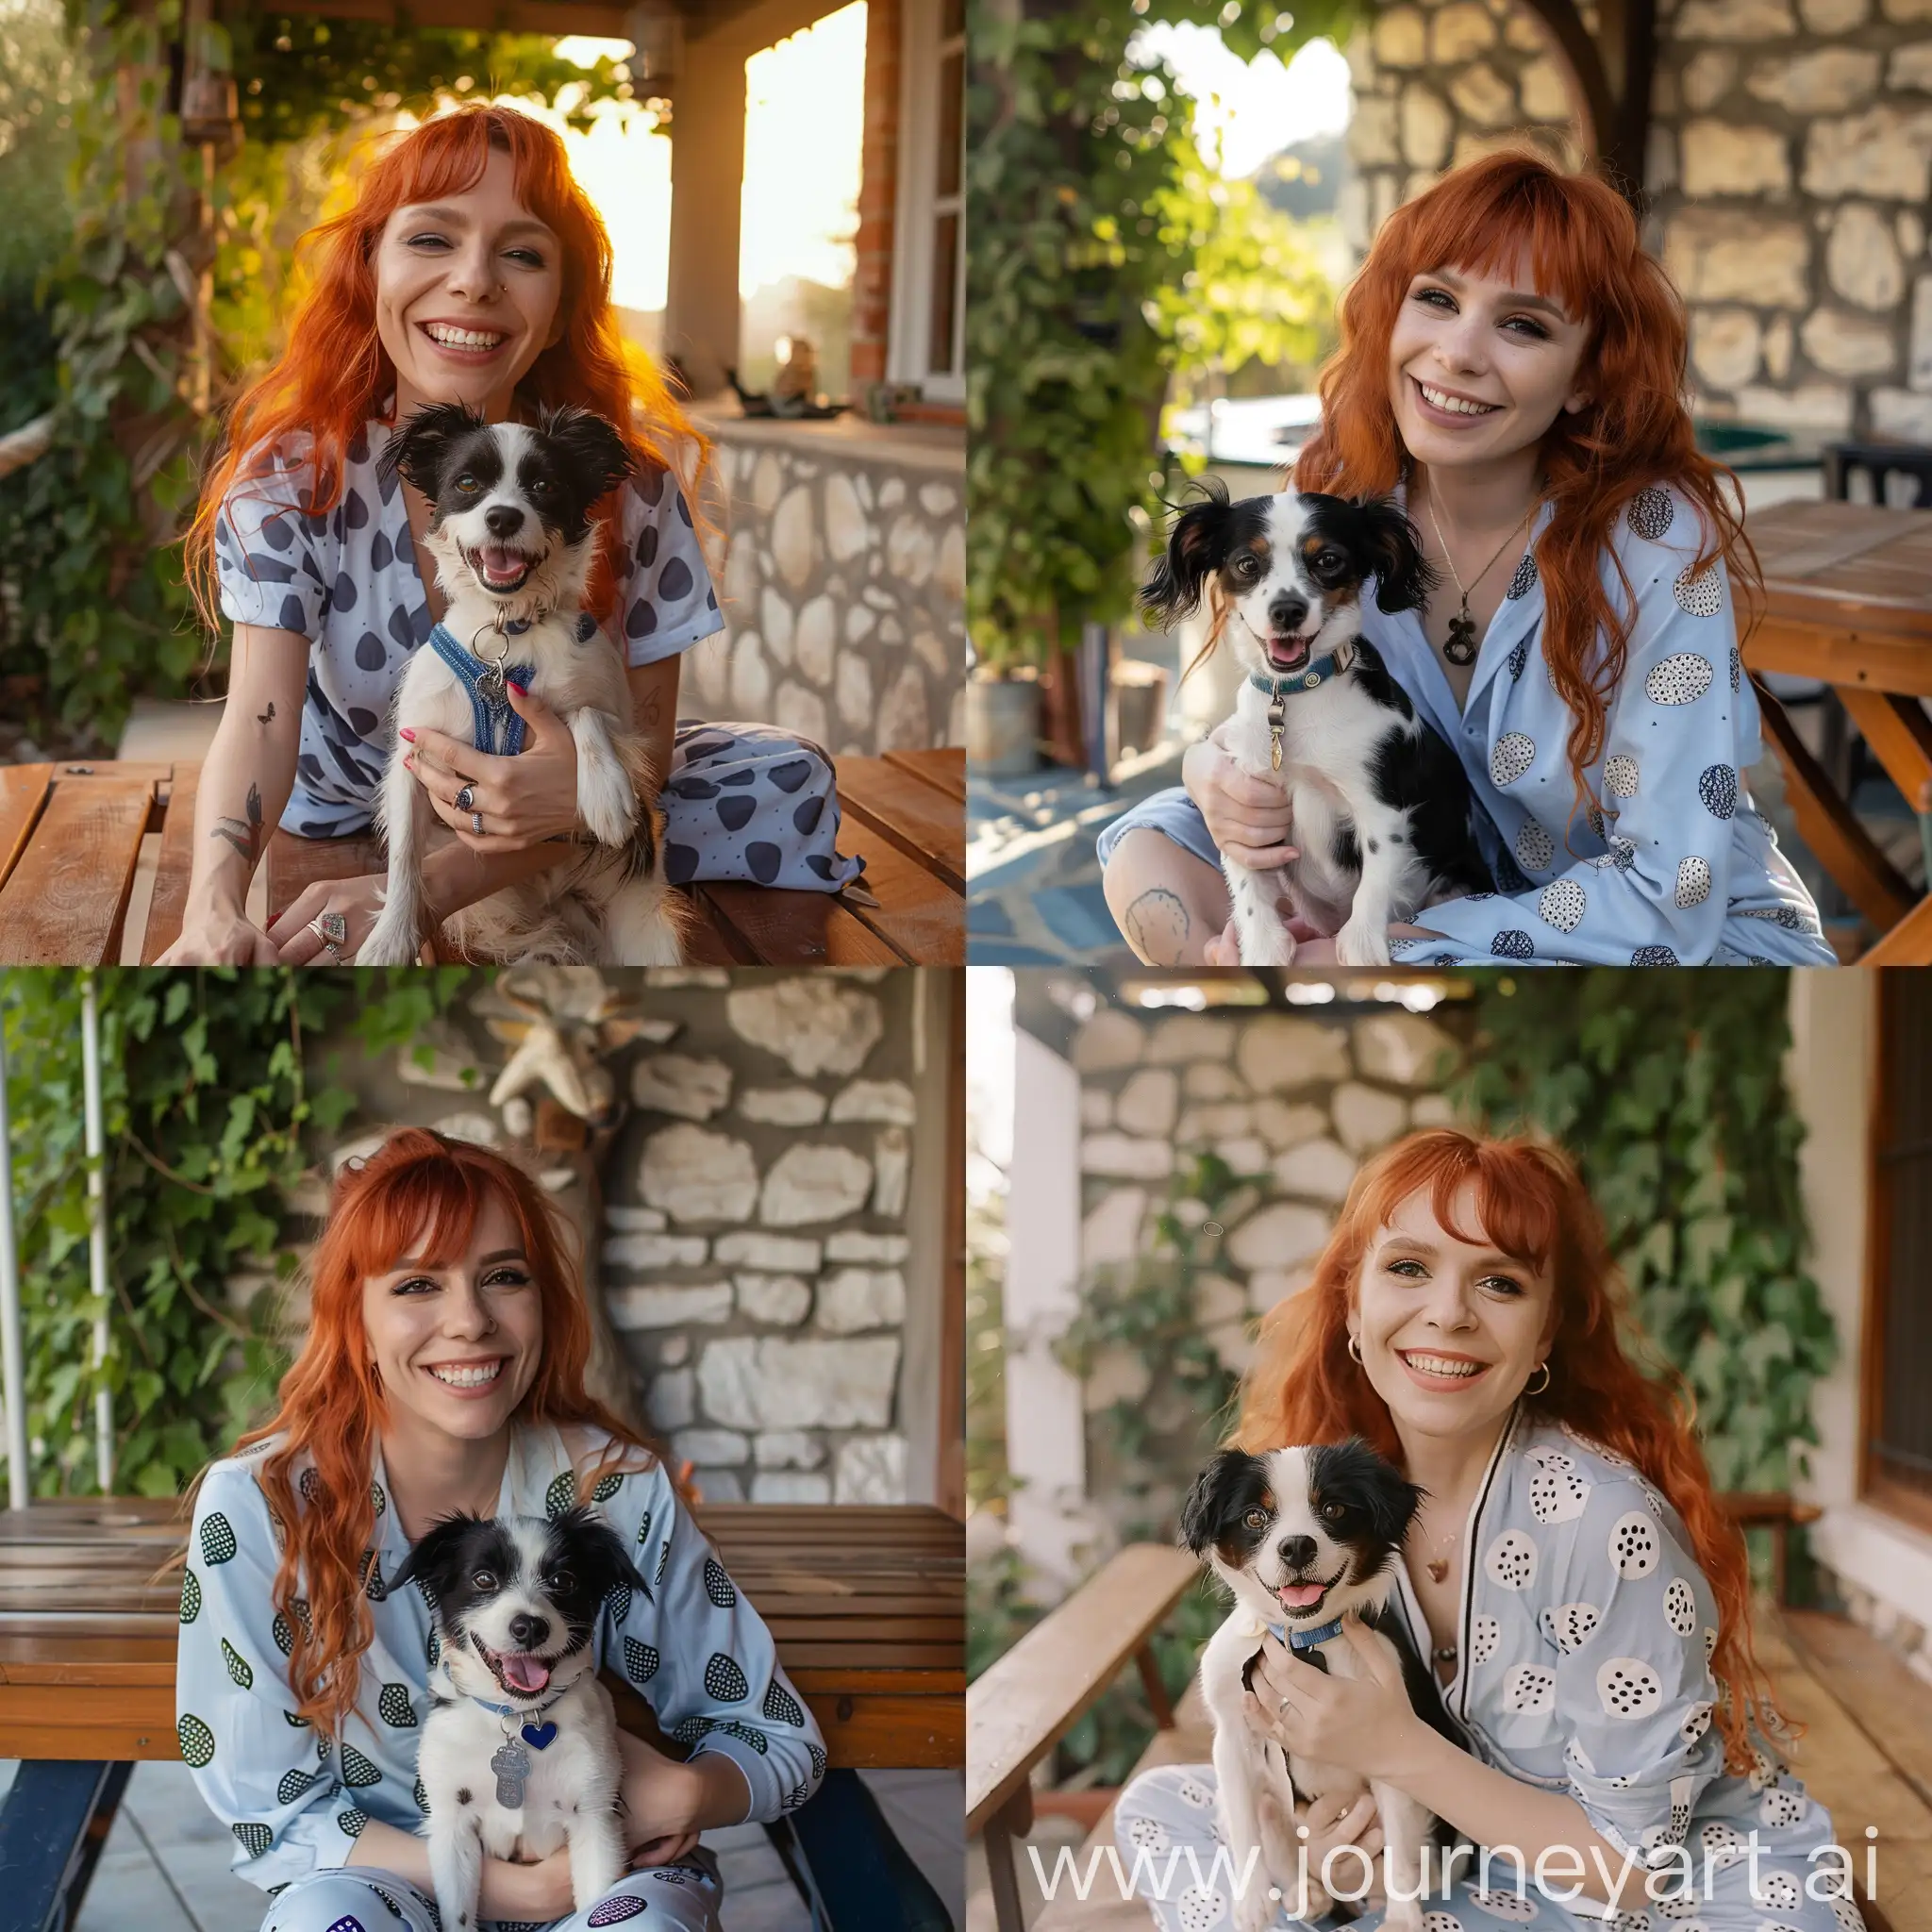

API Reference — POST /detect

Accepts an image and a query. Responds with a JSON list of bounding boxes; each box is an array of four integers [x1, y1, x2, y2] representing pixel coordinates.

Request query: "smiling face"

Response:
[[1181, 1441, 1423, 1630], [1387, 249, 1595, 475], [361, 1191, 543, 1448], [1350, 1180, 1559, 1445], [373, 143, 565, 425]]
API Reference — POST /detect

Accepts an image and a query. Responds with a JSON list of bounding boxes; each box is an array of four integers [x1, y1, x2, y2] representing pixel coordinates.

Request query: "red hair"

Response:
[[182, 1128, 663, 1734], [185, 105, 706, 637], [1239, 1127, 1780, 1773], [1292, 148, 1758, 827]]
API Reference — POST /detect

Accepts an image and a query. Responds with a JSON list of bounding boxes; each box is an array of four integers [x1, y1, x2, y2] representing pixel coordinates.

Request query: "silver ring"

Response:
[[1277, 1695, 1292, 1715], [455, 784, 475, 812], [472, 811, 486, 836], [311, 911, 348, 949]]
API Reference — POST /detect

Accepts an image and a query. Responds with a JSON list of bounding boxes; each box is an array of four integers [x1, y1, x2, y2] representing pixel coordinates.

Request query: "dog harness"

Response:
[[427, 621, 536, 758], [1247, 657, 1344, 772]]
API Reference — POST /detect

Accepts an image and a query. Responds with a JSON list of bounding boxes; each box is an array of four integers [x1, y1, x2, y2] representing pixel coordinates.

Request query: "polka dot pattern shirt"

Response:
[[176, 1422, 824, 1895], [215, 423, 724, 839]]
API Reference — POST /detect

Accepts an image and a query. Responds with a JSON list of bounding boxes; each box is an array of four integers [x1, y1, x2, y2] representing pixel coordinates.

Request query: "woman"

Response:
[[175, 1129, 824, 1930], [1101, 151, 1831, 968], [1115, 1129, 1855, 1932], [165, 106, 857, 965]]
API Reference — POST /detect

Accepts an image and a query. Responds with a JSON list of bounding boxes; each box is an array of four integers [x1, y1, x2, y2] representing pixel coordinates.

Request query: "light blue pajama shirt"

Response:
[[1098, 484, 1834, 966], [1115, 1410, 1859, 1932], [176, 1422, 826, 1932]]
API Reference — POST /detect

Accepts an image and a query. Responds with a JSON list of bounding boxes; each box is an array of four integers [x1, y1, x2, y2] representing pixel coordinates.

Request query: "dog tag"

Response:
[[491, 1736, 531, 1808]]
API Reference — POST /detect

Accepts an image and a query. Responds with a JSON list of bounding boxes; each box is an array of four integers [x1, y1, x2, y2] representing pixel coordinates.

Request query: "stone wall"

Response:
[[1812, 1558, 1932, 1686], [682, 419, 966, 758], [305, 968, 944, 1508], [1064, 999, 1472, 1541], [1342, 0, 1932, 438]]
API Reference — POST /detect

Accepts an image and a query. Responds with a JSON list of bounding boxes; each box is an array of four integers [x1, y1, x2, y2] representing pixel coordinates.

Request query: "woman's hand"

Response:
[[268, 875, 397, 964], [629, 1828, 703, 1870], [1241, 1623, 1430, 1786], [406, 683, 581, 853], [1302, 1790, 1387, 1901], [157, 903, 279, 965], [484, 1844, 576, 1921], [1183, 737, 1298, 870]]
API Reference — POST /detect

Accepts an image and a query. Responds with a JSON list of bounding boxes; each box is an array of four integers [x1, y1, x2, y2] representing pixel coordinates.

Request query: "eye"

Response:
[[1241, 1507, 1269, 1531], [1388, 1257, 1426, 1278], [408, 231, 451, 250], [506, 247, 546, 268], [1414, 285, 1454, 310], [1503, 314, 1552, 341], [1230, 555, 1262, 580], [472, 1569, 496, 1591], [546, 1570, 574, 1591], [1477, 1273, 1526, 1297], [482, 1266, 527, 1288], [455, 473, 480, 492], [527, 477, 551, 495], [1309, 549, 1347, 580], [1321, 1501, 1347, 1523], [391, 1275, 437, 1296]]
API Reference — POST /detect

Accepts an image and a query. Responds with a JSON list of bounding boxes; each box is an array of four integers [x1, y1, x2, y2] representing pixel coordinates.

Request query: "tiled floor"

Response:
[[0, 1757, 963, 1932]]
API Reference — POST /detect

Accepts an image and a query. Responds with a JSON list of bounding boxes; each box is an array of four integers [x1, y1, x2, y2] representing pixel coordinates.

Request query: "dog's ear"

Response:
[[540, 405, 637, 501], [555, 1505, 655, 1604], [1355, 496, 1436, 614], [1178, 1448, 1248, 1557], [1342, 1436, 1427, 1547], [1142, 479, 1235, 629], [386, 1510, 485, 1606], [378, 402, 485, 503]]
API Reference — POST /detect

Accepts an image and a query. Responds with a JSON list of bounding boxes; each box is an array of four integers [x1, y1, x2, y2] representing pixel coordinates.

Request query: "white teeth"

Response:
[[1405, 1352, 1484, 1377], [428, 1361, 503, 1388], [425, 325, 504, 349], [1421, 383, 1497, 416]]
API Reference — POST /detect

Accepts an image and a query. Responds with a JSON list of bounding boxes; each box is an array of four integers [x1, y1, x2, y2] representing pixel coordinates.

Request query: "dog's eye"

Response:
[[528, 477, 551, 494], [1231, 556, 1262, 580], [1321, 1501, 1347, 1523], [1241, 1508, 1269, 1531], [1310, 550, 1346, 579], [455, 474, 480, 492], [471, 1569, 496, 1591], [546, 1570, 573, 1591]]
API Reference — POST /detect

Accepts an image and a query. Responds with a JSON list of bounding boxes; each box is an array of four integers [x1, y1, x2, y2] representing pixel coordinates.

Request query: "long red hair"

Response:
[[1239, 1127, 1780, 1772], [178, 1128, 662, 1735], [185, 105, 705, 637], [1293, 148, 1758, 826]]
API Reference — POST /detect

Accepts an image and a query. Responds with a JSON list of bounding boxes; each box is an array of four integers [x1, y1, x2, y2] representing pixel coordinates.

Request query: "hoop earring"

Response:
[[1524, 1360, 1551, 1396], [1347, 1335, 1363, 1365]]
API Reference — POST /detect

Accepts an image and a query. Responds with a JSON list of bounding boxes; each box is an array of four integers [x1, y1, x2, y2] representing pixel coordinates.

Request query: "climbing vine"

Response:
[[965, 0, 1348, 671], [0, 0, 635, 743], [0, 967, 478, 1498]]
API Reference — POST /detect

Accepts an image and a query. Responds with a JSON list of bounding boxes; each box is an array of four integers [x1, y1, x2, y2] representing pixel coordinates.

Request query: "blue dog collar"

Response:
[[1248, 655, 1341, 700], [427, 622, 535, 757], [1268, 1616, 1346, 1650]]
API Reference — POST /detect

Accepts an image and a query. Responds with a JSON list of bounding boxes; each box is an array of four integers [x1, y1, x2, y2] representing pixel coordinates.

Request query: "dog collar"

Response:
[[1269, 1616, 1345, 1650], [1247, 658, 1341, 700], [427, 623, 536, 758], [467, 1686, 565, 1729]]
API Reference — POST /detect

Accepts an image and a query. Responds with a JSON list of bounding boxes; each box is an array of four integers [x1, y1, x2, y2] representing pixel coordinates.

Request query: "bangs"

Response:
[[331, 1145, 525, 1280], [1354, 1135, 1567, 1278]]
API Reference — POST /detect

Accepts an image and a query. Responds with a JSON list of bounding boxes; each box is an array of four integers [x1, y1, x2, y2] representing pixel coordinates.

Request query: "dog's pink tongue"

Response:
[[1278, 1584, 1326, 1608], [480, 546, 524, 583], [500, 1653, 551, 1694]]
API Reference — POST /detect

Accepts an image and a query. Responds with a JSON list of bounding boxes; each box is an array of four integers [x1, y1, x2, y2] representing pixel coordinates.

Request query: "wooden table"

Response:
[[1741, 500, 1932, 961], [0, 1497, 963, 1770], [0, 749, 963, 967]]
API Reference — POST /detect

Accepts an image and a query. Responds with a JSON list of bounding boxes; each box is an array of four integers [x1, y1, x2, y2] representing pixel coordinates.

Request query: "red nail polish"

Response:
[[508, 681, 527, 697], [399, 727, 416, 742], [404, 757, 414, 770]]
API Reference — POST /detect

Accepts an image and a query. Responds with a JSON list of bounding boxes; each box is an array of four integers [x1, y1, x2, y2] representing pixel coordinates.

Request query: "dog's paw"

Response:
[[577, 774, 640, 849], [1333, 916, 1391, 968], [1233, 1881, 1281, 1932], [1382, 1904, 1424, 1932]]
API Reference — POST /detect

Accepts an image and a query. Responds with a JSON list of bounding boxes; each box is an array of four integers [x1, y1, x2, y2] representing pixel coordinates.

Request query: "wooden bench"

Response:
[[971, 1523, 1924, 1932], [0, 1498, 965, 1932], [0, 748, 964, 966]]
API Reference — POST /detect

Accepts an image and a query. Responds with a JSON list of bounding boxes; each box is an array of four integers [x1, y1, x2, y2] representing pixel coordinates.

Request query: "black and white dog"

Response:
[[1181, 1441, 1451, 1932], [388, 1507, 653, 1932], [1142, 485, 1491, 966], [358, 402, 685, 967]]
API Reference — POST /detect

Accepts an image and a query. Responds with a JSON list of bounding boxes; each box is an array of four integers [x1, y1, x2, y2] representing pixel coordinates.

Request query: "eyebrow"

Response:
[[1424, 269, 1570, 322], [389, 1246, 528, 1273], [400, 206, 557, 241]]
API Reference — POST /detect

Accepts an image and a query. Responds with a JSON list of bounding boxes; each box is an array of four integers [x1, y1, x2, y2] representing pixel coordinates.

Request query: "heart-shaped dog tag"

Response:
[[521, 1720, 558, 1750]]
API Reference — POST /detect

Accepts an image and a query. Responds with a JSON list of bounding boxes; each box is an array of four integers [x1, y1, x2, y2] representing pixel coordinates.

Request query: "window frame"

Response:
[[888, 0, 966, 402]]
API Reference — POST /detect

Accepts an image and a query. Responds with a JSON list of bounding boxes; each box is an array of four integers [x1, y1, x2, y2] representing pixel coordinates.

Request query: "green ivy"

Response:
[[0, 966, 477, 1498], [1450, 971, 1838, 1494], [0, 0, 634, 743], [965, 0, 1347, 671]]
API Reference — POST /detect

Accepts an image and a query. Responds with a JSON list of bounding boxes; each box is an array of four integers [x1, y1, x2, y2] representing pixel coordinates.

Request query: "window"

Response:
[[1865, 970, 1932, 1533], [891, 0, 965, 401]]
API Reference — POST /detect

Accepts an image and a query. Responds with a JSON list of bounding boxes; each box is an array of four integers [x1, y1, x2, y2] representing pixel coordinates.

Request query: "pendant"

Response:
[[491, 1736, 531, 1808], [1426, 1557, 1449, 1583], [1443, 604, 1479, 666]]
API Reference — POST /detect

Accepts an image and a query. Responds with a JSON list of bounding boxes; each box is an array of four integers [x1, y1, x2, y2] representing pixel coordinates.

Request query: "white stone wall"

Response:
[[682, 423, 966, 757], [1343, 0, 1932, 437], [1065, 1001, 1470, 1538], [306, 969, 935, 1508]]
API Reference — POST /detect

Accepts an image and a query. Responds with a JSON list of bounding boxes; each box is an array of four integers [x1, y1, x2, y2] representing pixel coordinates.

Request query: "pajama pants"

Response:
[[258, 1850, 722, 1932], [1111, 1763, 1864, 1932]]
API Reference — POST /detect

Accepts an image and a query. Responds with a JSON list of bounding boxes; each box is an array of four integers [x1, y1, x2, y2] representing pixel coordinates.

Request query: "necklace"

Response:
[[1414, 1508, 1462, 1586], [1424, 489, 1536, 667]]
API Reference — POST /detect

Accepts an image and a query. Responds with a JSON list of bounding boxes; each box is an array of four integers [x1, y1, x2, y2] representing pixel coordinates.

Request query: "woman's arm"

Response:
[[614, 1725, 751, 1843], [158, 625, 308, 963], [346, 1817, 576, 1920], [629, 656, 678, 783]]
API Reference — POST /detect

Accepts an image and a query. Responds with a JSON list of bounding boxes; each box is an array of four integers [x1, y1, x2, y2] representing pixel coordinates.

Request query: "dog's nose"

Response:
[[508, 1612, 549, 1650], [485, 505, 525, 539], [1268, 593, 1309, 635], [1278, 1535, 1317, 1572]]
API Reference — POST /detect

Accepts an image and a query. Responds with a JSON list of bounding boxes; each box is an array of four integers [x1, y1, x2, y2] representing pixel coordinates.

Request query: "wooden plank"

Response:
[[1786, 1607, 1932, 1812], [1747, 617, 1932, 698], [838, 756, 966, 892], [1753, 680, 1917, 932], [967, 1543, 1198, 1829], [674, 889, 749, 965], [695, 879, 904, 965], [0, 764, 52, 894], [839, 836, 964, 965], [1859, 892, 1932, 965], [263, 826, 387, 927], [0, 772, 157, 965], [141, 764, 201, 963], [885, 747, 966, 804], [1840, 687, 1932, 813]]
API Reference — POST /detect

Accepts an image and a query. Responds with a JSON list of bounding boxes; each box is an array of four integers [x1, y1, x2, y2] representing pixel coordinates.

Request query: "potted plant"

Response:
[[966, 623, 1044, 778]]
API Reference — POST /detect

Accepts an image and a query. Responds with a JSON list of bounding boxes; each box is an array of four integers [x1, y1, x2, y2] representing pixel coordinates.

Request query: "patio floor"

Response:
[[0, 1757, 964, 1932]]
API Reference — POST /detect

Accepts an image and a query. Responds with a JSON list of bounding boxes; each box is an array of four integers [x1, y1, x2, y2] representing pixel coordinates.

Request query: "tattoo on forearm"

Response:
[[640, 691, 663, 730], [1124, 886, 1190, 964], [211, 781, 264, 866], [256, 702, 275, 725]]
